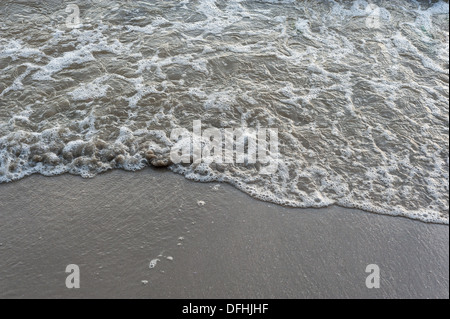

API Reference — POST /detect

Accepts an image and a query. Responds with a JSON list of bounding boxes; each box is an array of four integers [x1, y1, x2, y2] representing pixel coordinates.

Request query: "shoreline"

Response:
[[0, 168, 448, 298], [3, 166, 448, 226]]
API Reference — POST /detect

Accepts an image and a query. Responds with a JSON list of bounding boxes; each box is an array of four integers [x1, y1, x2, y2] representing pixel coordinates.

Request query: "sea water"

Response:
[[0, 0, 448, 224]]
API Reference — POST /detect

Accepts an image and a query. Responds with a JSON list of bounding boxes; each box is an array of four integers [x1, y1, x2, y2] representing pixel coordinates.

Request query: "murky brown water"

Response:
[[0, 0, 448, 223]]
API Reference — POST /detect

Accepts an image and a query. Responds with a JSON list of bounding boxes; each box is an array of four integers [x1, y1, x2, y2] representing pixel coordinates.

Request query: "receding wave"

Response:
[[0, 0, 448, 224]]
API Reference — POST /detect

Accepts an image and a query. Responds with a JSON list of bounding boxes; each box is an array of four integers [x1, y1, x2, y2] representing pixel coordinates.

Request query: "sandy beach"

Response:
[[0, 168, 448, 299]]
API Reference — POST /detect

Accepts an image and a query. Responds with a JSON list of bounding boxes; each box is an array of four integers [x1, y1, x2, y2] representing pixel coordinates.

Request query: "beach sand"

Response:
[[0, 168, 448, 299]]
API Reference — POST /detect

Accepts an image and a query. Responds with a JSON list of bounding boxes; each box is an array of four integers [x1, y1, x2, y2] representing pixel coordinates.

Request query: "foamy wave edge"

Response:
[[0, 161, 447, 225]]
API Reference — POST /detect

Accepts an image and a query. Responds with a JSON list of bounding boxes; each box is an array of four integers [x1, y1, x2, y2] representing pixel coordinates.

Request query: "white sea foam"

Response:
[[0, 0, 448, 224]]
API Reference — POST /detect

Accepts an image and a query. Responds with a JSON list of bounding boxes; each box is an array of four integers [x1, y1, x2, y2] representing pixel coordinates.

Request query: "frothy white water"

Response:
[[0, 0, 448, 224]]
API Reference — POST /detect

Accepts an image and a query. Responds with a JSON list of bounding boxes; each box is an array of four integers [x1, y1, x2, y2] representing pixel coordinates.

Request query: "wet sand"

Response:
[[0, 168, 448, 299]]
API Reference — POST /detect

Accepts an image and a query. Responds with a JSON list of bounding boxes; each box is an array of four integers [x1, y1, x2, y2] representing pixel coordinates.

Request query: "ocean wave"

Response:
[[0, 0, 448, 224]]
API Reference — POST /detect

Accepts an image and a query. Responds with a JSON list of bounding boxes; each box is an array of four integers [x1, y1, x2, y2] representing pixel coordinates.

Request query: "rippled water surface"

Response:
[[0, 0, 449, 223]]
